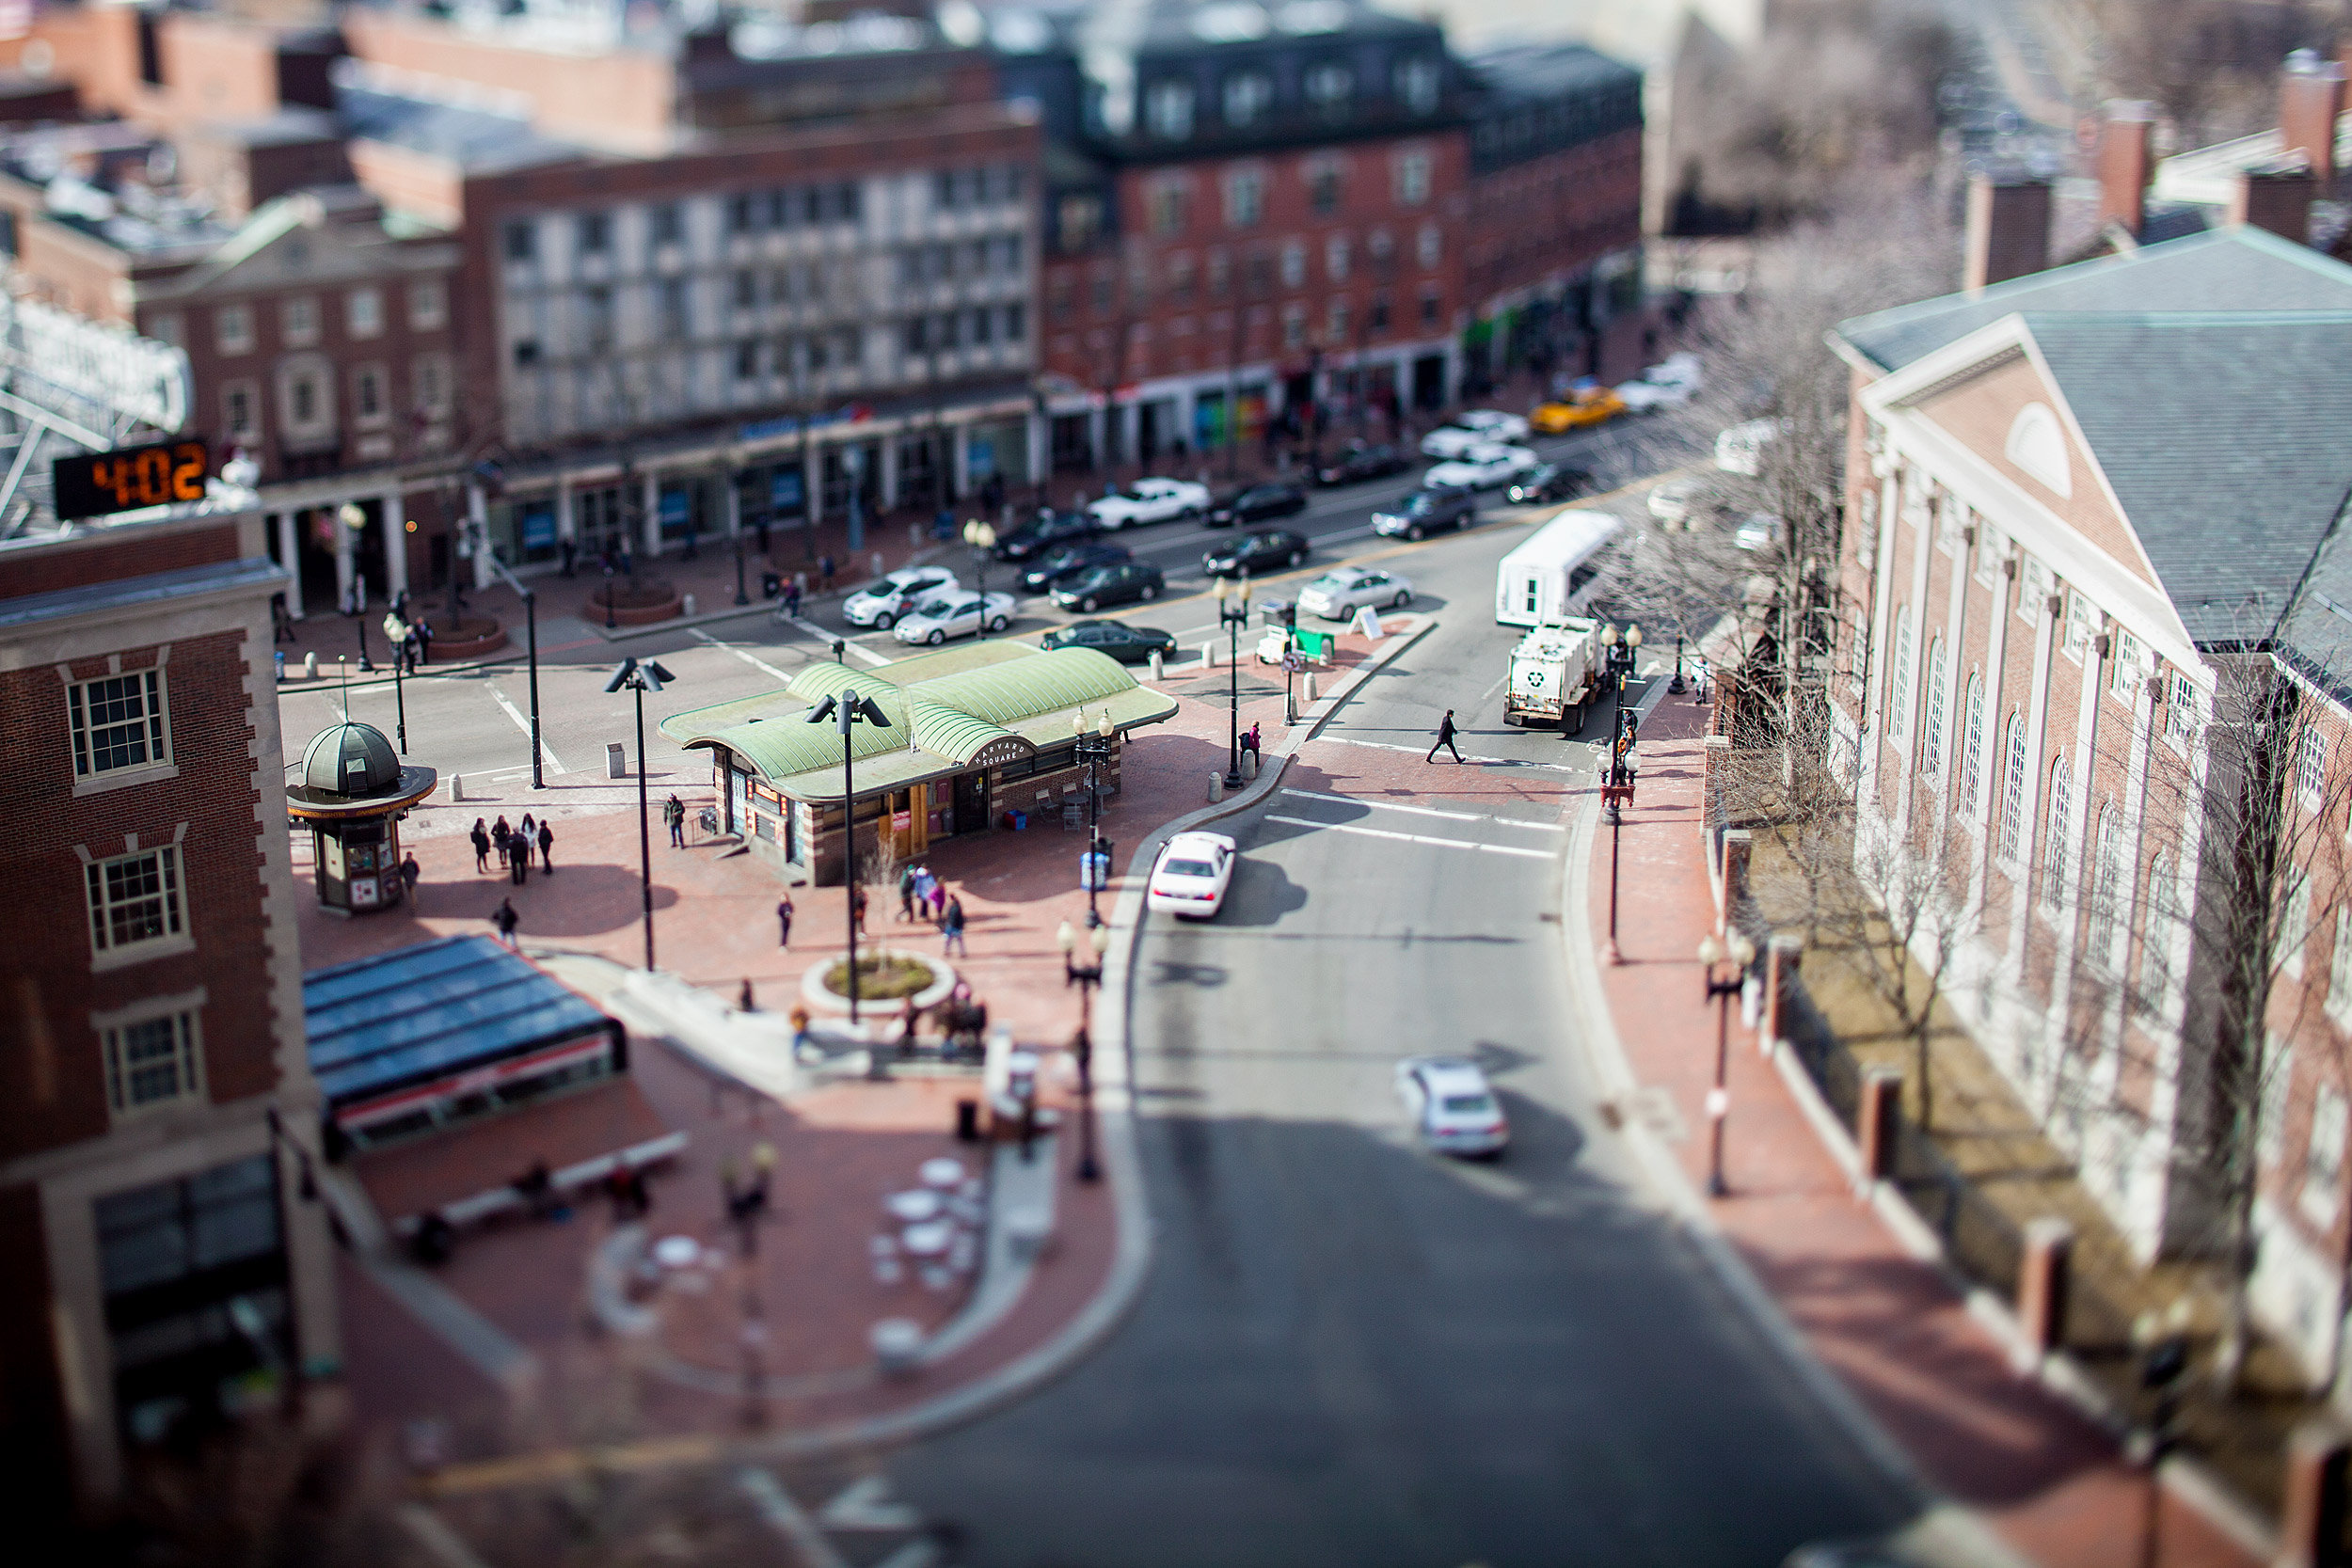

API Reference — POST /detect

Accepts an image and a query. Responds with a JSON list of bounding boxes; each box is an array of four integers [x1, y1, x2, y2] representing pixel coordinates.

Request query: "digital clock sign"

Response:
[[53, 438, 210, 520]]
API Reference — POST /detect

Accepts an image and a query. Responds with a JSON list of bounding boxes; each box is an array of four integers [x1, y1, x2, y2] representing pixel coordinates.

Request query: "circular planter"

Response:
[[423, 614, 507, 660], [590, 581, 683, 626], [800, 948, 959, 1016]]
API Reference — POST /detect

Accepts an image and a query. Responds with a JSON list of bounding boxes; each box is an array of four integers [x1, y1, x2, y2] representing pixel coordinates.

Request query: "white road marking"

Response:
[[1264, 813, 1554, 860], [690, 627, 796, 684], [736, 1468, 853, 1568], [874, 1542, 942, 1568], [817, 1474, 922, 1531], [1279, 787, 1566, 832], [482, 679, 565, 775], [787, 615, 891, 665], [1479, 672, 1509, 701], [1314, 733, 1590, 773]]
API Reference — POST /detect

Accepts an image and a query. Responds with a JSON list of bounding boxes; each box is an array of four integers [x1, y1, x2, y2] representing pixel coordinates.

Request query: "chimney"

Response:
[[2231, 164, 2319, 243], [2098, 100, 2156, 237], [1963, 172, 2052, 294], [2280, 49, 2345, 186]]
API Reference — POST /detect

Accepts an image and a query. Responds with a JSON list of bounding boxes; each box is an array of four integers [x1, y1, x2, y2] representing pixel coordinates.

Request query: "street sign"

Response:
[[52, 437, 209, 519], [1279, 649, 1304, 673]]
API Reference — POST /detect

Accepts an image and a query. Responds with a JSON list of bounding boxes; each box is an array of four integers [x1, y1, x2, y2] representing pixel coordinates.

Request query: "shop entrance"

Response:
[[954, 770, 989, 833]]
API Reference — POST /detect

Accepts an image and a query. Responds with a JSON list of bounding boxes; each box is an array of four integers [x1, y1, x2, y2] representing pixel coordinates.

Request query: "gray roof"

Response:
[[2025, 312, 2352, 646], [337, 85, 583, 174], [1836, 227, 2352, 372], [1467, 40, 1640, 101]]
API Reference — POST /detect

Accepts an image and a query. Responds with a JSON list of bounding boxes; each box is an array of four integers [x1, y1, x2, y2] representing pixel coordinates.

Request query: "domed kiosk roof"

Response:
[[303, 722, 402, 796]]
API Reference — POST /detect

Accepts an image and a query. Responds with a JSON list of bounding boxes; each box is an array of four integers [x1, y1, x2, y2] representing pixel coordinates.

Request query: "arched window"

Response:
[[2088, 807, 2122, 959], [1920, 637, 1947, 779], [2044, 755, 2074, 906], [2000, 714, 2028, 861], [1889, 610, 1913, 738], [2004, 402, 2073, 497], [2137, 852, 2178, 1014], [1960, 675, 1986, 812]]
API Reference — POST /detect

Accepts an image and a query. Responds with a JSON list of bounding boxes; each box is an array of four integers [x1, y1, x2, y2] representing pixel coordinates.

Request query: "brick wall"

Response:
[[1463, 125, 1642, 304], [0, 523, 241, 601]]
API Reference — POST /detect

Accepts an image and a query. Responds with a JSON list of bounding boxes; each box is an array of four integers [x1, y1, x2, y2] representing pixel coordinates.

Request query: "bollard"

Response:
[[304, 650, 319, 679], [682, 592, 696, 616], [871, 1317, 924, 1377], [1201, 641, 1217, 668], [607, 741, 628, 780], [1764, 934, 1804, 1051], [1208, 772, 1224, 803], [1242, 751, 1258, 781], [870, 550, 883, 577], [1302, 672, 1318, 704], [2278, 1418, 2352, 1568], [451, 772, 465, 801], [1857, 1069, 1901, 1185], [2015, 1217, 2074, 1367], [908, 522, 922, 546], [1149, 649, 1164, 681]]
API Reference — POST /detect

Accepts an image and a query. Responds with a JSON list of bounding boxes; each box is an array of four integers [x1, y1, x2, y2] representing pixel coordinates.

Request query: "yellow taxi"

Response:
[[1528, 387, 1626, 435]]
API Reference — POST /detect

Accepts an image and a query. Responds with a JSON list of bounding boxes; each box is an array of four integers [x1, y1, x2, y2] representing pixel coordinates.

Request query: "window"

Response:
[[215, 304, 253, 356], [2137, 853, 2179, 1014], [222, 382, 258, 442], [403, 278, 446, 333], [1960, 675, 1986, 811], [104, 1010, 201, 1116], [86, 846, 183, 956], [1310, 166, 1343, 215], [578, 212, 611, 254], [71, 670, 167, 778], [2331, 908, 2352, 1032], [2043, 756, 2072, 906], [1416, 222, 1441, 268], [285, 370, 319, 426], [1150, 182, 1190, 236], [1057, 194, 1103, 251], [1207, 250, 1231, 296], [1325, 233, 1350, 282], [2000, 714, 2028, 861], [649, 201, 682, 245], [503, 220, 537, 262], [353, 365, 385, 423], [1281, 304, 1307, 350], [1887, 610, 1912, 739], [2285, 871, 2313, 979], [581, 286, 612, 352], [728, 193, 757, 234], [735, 341, 759, 381], [2088, 808, 2123, 961], [280, 295, 317, 346], [2299, 724, 2329, 807], [145, 312, 182, 349], [1004, 304, 1025, 342], [2063, 590, 2095, 662], [345, 287, 382, 339], [1168, 253, 1195, 301], [1303, 61, 1353, 109], [1225, 169, 1264, 228], [1327, 296, 1348, 341], [1420, 289, 1439, 326], [733, 270, 756, 310], [1223, 70, 1272, 126], [1395, 151, 1432, 205], [2262, 1038, 2296, 1167], [1920, 638, 1947, 779], [2168, 673, 2199, 742], [514, 339, 541, 368], [413, 353, 452, 417], [1395, 55, 1441, 115], [1146, 79, 1196, 139], [2112, 630, 2142, 697], [1368, 293, 1390, 333], [2306, 1085, 2347, 1226], [1279, 242, 1306, 289]]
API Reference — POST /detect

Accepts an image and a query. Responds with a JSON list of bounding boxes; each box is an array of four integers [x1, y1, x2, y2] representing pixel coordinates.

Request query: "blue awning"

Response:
[[304, 935, 617, 1109]]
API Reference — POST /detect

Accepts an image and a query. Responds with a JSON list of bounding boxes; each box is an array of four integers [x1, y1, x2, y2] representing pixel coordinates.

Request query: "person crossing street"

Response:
[[1426, 708, 1464, 764]]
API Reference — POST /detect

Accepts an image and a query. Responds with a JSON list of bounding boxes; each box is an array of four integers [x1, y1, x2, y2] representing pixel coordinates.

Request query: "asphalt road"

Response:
[[876, 526, 1916, 1566]]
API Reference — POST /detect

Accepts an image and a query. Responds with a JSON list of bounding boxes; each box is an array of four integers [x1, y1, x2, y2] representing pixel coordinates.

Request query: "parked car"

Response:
[[1504, 462, 1592, 506], [1203, 529, 1309, 578], [1648, 475, 1704, 525], [1734, 512, 1786, 552], [991, 509, 1098, 562], [1716, 418, 1780, 476], [1052, 560, 1167, 612], [1312, 440, 1412, 486], [1018, 541, 1131, 593], [1207, 482, 1308, 528], [1529, 387, 1626, 434], [842, 565, 958, 630], [1394, 1056, 1509, 1158], [1040, 619, 1179, 665], [891, 590, 1018, 644], [1615, 378, 1692, 413], [1424, 443, 1539, 492], [1086, 476, 1212, 530], [1372, 487, 1476, 541], [1297, 565, 1413, 620], [1147, 831, 1237, 918], [1420, 409, 1530, 458]]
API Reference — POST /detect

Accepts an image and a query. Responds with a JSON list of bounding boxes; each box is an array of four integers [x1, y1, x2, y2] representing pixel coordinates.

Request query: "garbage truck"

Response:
[[1504, 616, 1604, 731]]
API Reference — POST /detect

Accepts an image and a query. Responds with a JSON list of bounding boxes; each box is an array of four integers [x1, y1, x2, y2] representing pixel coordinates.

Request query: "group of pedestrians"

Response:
[[896, 863, 967, 956], [472, 814, 554, 883]]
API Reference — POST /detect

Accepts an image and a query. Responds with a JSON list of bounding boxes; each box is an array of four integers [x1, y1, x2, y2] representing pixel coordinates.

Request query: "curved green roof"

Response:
[[787, 661, 905, 709], [904, 646, 1136, 728], [699, 702, 911, 783], [909, 699, 1032, 765]]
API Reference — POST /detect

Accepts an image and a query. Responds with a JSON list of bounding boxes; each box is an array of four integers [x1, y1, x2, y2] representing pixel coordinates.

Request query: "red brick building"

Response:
[[0, 498, 339, 1519]]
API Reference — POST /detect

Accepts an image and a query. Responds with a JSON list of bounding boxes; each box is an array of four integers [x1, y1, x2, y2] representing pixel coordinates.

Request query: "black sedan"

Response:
[[1312, 441, 1411, 486], [1203, 529, 1310, 578], [991, 509, 1099, 562], [1207, 483, 1309, 529], [1504, 463, 1594, 506], [1018, 541, 1132, 593], [1051, 560, 1166, 613], [1041, 619, 1180, 665]]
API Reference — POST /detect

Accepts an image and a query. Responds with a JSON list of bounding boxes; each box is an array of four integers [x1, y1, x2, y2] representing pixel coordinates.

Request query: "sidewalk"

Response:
[[1578, 687, 2263, 1568]]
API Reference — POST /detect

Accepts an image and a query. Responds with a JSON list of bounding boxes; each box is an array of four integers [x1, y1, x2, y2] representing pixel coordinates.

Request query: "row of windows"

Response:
[[159, 281, 447, 360], [1050, 227, 1439, 321], [1136, 55, 1444, 141], [895, 235, 1027, 286], [501, 177, 943, 263], [218, 356, 452, 446]]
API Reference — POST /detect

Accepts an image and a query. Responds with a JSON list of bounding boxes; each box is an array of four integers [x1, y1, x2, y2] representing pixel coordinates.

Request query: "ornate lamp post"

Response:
[[1058, 917, 1111, 1184], [963, 518, 998, 632], [1697, 928, 1756, 1197], [338, 502, 373, 672], [1073, 708, 1117, 927], [1214, 573, 1252, 788], [805, 686, 894, 1022], [605, 657, 680, 971], [379, 608, 409, 752]]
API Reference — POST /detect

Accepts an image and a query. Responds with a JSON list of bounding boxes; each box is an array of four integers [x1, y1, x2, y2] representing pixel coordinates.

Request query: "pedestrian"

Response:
[[942, 895, 966, 958], [510, 834, 530, 885], [739, 977, 757, 1013], [625, 1164, 649, 1217], [898, 861, 917, 923], [271, 594, 296, 644], [537, 819, 554, 871], [492, 816, 513, 864], [927, 875, 946, 925], [899, 995, 921, 1056], [777, 893, 794, 947], [399, 851, 421, 903], [470, 817, 491, 873], [414, 618, 434, 667], [560, 536, 577, 578], [1242, 721, 1262, 765], [518, 812, 536, 847], [852, 884, 869, 937], [786, 575, 803, 618], [911, 863, 935, 922], [1427, 708, 1464, 764], [818, 553, 835, 594], [750, 1141, 776, 1212], [494, 896, 519, 947], [665, 793, 687, 847]]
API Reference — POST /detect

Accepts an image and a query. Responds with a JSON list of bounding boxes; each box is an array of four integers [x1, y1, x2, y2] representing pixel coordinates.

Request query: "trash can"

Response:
[[762, 571, 782, 600], [1002, 808, 1027, 831], [607, 742, 628, 780]]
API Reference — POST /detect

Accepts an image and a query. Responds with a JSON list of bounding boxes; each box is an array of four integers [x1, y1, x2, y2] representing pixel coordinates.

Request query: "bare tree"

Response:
[[2082, 0, 2343, 146]]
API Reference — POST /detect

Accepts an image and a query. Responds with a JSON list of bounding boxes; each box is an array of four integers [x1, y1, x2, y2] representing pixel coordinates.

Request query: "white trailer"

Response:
[[1493, 509, 1624, 627]]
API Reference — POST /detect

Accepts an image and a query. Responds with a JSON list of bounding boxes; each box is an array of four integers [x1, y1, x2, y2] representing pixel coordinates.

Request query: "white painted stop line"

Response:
[[1263, 813, 1554, 860]]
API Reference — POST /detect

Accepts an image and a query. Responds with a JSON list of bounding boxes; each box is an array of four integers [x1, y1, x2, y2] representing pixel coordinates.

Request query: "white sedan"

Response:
[[1419, 410, 1530, 458], [843, 565, 958, 629], [1395, 1056, 1510, 1158], [1296, 565, 1413, 621], [1087, 477, 1212, 531], [1147, 831, 1236, 917], [892, 591, 1018, 644], [1424, 443, 1539, 492]]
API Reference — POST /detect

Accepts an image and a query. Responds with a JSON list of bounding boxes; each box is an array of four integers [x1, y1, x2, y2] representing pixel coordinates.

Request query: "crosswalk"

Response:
[[1263, 787, 1567, 862], [736, 1468, 945, 1568]]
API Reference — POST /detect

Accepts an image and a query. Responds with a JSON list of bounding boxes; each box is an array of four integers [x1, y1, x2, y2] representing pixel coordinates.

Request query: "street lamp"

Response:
[[339, 502, 374, 672], [1600, 622, 1644, 816], [605, 657, 680, 971], [1058, 917, 1111, 1184], [1697, 928, 1756, 1198], [1669, 632, 1688, 696], [380, 608, 409, 753], [963, 518, 998, 631], [805, 687, 894, 1022], [1214, 574, 1252, 788], [1073, 709, 1117, 927]]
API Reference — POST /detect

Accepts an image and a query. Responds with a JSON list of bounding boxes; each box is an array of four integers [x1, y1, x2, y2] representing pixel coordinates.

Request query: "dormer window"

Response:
[[1146, 79, 1196, 139], [1223, 71, 1273, 128], [1395, 56, 1441, 115], [1304, 61, 1353, 110]]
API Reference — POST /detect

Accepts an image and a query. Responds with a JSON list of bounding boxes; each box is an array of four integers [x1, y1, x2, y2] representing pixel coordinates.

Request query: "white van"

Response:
[[1493, 509, 1623, 627]]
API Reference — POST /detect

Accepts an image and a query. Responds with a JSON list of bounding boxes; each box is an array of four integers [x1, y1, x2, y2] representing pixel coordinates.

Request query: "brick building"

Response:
[[1824, 227, 2352, 1387], [0, 496, 340, 1517]]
